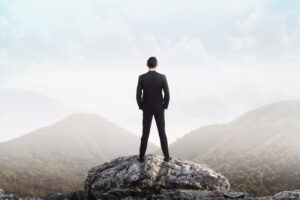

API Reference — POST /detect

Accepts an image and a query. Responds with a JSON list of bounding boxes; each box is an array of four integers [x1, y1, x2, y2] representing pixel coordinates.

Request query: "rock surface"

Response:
[[44, 192, 72, 200], [273, 190, 300, 200], [84, 154, 230, 199]]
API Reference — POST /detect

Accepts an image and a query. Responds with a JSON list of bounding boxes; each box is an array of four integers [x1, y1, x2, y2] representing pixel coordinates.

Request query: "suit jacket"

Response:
[[136, 71, 170, 111]]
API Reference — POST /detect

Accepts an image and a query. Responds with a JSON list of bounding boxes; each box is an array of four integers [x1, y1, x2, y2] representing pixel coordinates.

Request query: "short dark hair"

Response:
[[147, 57, 157, 68]]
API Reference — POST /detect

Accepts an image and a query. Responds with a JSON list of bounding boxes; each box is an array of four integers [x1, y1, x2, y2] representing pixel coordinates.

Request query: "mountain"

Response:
[[0, 88, 76, 141], [167, 100, 300, 196], [0, 113, 158, 197]]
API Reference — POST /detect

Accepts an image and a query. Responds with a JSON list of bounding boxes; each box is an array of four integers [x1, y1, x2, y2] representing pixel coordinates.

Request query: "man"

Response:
[[136, 56, 172, 162]]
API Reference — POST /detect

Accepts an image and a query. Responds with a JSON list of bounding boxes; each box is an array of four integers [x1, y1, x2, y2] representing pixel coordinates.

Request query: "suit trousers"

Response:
[[139, 109, 170, 158]]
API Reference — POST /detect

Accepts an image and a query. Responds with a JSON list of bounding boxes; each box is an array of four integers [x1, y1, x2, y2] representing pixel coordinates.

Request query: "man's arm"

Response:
[[136, 75, 143, 109], [162, 75, 170, 109]]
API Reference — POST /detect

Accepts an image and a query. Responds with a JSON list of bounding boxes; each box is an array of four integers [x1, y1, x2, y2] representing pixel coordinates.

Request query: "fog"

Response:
[[1, 0, 300, 145]]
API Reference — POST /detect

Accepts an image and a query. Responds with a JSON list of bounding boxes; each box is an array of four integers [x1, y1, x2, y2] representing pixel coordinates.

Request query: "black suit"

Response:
[[136, 70, 170, 158]]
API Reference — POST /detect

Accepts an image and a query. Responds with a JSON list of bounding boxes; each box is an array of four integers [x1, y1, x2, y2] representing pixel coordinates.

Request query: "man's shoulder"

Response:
[[157, 72, 167, 79], [156, 72, 166, 76], [138, 73, 147, 79]]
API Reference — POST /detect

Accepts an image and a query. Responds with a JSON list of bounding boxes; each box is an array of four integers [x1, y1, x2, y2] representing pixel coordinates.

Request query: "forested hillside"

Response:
[[0, 113, 157, 196], [168, 100, 300, 196]]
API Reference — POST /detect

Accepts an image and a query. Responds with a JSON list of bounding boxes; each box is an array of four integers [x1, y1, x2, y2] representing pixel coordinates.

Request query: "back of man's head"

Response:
[[147, 57, 157, 68]]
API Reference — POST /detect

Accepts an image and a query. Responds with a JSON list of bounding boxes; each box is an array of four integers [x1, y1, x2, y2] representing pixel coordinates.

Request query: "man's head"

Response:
[[147, 57, 158, 69]]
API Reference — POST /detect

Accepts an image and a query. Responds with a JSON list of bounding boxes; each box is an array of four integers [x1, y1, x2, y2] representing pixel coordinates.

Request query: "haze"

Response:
[[1, 0, 300, 145]]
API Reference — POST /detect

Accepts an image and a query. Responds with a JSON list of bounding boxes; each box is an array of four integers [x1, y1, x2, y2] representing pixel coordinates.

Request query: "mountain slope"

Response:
[[168, 100, 300, 196], [0, 113, 158, 196], [0, 88, 76, 141]]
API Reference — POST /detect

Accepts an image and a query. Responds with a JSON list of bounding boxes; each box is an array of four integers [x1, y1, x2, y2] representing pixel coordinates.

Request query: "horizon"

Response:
[[1, 86, 300, 145]]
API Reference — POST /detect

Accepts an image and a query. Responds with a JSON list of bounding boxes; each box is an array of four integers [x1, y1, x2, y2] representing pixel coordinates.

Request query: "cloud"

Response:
[[226, 6, 300, 62], [161, 36, 222, 66], [0, 1, 140, 64]]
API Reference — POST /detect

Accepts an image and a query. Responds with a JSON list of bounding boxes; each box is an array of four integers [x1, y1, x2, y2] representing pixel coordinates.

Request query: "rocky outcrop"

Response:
[[84, 154, 230, 199], [81, 154, 300, 200], [2, 154, 300, 200]]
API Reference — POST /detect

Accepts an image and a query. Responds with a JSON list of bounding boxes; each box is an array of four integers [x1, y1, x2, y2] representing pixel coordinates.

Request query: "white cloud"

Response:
[[161, 36, 221, 66], [226, 6, 300, 62]]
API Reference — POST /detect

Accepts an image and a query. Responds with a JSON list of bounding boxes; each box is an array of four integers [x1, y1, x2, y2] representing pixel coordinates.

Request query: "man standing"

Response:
[[136, 57, 171, 162]]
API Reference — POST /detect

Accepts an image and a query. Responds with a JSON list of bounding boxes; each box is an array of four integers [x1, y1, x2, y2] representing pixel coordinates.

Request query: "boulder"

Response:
[[84, 154, 230, 199], [273, 190, 300, 200]]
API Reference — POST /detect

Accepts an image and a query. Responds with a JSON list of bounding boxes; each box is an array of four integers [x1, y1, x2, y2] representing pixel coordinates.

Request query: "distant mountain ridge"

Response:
[[0, 113, 158, 196], [168, 100, 300, 195], [0, 88, 76, 141]]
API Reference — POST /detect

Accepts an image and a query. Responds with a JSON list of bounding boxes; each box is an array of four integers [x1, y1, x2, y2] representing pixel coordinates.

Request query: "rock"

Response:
[[151, 189, 224, 199], [223, 190, 248, 199], [69, 191, 89, 200], [84, 154, 230, 199], [44, 192, 72, 200], [0, 192, 43, 200], [273, 190, 300, 200], [0, 193, 17, 200]]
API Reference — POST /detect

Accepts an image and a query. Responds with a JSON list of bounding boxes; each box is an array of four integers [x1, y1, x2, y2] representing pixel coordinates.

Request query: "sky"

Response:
[[1, 0, 300, 145]]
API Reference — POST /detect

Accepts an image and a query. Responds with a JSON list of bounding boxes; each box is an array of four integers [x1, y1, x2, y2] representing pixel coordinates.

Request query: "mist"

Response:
[[1, 0, 300, 144]]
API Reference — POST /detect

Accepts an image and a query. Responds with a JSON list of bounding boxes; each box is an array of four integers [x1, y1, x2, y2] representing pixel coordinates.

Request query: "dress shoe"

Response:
[[138, 157, 144, 162], [164, 157, 172, 162]]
